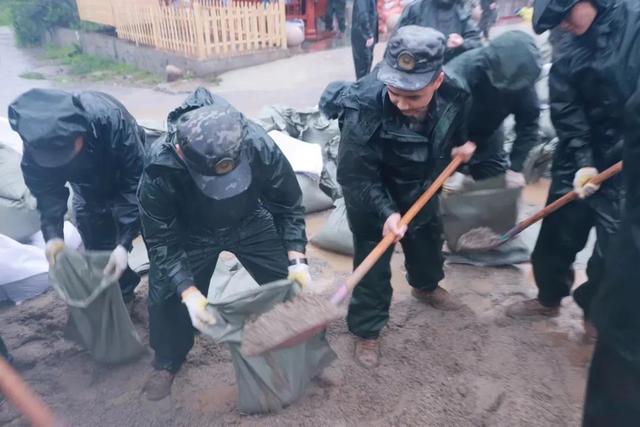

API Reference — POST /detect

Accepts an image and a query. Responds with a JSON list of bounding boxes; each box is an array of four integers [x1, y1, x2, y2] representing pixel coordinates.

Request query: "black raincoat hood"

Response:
[[8, 88, 91, 167], [533, 0, 613, 34], [482, 31, 542, 91]]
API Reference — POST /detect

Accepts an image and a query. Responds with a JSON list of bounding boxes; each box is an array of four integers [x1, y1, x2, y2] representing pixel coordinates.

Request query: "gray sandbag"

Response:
[[297, 173, 335, 213], [201, 278, 336, 414], [254, 104, 343, 200], [0, 142, 40, 241], [444, 237, 530, 266], [49, 248, 144, 364], [207, 257, 259, 301], [255, 105, 311, 137], [318, 135, 342, 200], [440, 175, 529, 266], [311, 198, 354, 255], [299, 114, 340, 148]]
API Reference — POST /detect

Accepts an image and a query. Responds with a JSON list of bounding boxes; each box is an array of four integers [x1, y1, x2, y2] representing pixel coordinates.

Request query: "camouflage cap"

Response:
[[176, 104, 252, 200], [378, 26, 446, 91]]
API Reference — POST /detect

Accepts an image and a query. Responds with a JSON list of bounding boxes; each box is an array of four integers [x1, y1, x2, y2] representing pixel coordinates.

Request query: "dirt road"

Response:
[[0, 186, 594, 426]]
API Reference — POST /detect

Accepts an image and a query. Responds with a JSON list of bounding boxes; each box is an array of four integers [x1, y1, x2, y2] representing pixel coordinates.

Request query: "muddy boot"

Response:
[[583, 319, 597, 342], [505, 298, 560, 319], [354, 338, 380, 369], [412, 286, 463, 311], [143, 369, 176, 401]]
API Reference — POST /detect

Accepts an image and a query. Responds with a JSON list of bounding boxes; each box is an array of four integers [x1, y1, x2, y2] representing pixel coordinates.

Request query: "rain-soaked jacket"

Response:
[[337, 74, 470, 231], [570, 0, 640, 365], [13, 91, 144, 249], [546, 0, 637, 196], [137, 88, 306, 302], [444, 31, 541, 172], [398, 0, 482, 62]]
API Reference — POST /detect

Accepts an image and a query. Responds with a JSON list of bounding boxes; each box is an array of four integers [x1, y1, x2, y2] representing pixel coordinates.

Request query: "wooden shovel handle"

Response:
[[342, 155, 464, 294], [504, 161, 623, 240], [0, 357, 56, 427]]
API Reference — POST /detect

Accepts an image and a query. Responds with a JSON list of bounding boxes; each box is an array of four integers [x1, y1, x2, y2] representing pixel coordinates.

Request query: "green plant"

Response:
[[11, 0, 79, 46], [44, 44, 161, 84], [0, 0, 15, 26], [19, 71, 46, 79]]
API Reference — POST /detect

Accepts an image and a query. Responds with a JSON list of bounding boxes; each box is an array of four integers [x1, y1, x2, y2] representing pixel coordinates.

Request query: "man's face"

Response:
[[387, 72, 445, 120], [560, 1, 597, 36]]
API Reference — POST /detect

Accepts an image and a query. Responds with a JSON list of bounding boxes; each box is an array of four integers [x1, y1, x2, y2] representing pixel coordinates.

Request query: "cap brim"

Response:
[[187, 159, 252, 200], [28, 144, 77, 168], [377, 62, 436, 92]]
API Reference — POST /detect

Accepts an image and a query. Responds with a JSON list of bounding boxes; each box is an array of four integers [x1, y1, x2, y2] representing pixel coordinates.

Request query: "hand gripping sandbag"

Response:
[[200, 279, 336, 414], [49, 248, 144, 364]]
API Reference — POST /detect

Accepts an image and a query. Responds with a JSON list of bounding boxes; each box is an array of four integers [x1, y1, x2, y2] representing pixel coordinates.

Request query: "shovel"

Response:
[[241, 155, 465, 356], [0, 357, 57, 427], [457, 161, 623, 251]]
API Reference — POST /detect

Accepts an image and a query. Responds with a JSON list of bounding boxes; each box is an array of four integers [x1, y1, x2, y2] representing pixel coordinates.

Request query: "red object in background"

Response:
[[286, 0, 332, 41], [377, 0, 404, 34]]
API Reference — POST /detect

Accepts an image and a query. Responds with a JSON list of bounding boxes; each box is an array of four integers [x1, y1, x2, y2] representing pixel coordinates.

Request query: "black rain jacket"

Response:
[[137, 88, 306, 301], [398, 0, 482, 62], [337, 74, 470, 232], [13, 91, 144, 249], [445, 31, 541, 171], [547, 0, 638, 195]]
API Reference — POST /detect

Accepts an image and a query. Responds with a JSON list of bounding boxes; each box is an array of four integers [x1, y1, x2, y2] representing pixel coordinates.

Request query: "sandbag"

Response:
[[299, 115, 340, 148], [49, 248, 144, 364], [0, 142, 41, 241], [201, 277, 336, 414], [208, 257, 259, 301], [318, 135, 342, 200], [440, 175, 529, 266], [268, 130, 324, 177], [255, 105, 313, 137], [297, 173, 335, 213], [311, 198, 354, 255]]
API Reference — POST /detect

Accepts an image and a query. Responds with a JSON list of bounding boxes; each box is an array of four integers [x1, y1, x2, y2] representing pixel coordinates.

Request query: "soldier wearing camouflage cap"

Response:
[[336, 26, 476, 368], [137, 88, 309, 400]]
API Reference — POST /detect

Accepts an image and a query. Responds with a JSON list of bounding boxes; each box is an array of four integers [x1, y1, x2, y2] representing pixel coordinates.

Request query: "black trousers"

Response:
[[583, 338, 640, 426], [0, 335, 9, 361], [74, 202, 140, 303], [467, 128, 509, 181], [346, 210, 445, 339], [531, 189, 621, 318], [149, 216, 289, 373], [352, 35, 374, 80], [325, 0, 346, 32]]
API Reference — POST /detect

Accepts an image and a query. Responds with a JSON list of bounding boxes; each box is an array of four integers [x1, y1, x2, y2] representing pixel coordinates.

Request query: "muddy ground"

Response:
[[0, 181, 593, 427]]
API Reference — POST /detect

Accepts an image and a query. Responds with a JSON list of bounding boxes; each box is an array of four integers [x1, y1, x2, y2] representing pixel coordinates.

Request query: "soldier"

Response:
[[9, 89, 144, 306], [337, 26, 475, 368], [137, 89, 311, 400], [444, 30, 541, 185], [351, 0, 379, 78], [528, 0, 640, 423]]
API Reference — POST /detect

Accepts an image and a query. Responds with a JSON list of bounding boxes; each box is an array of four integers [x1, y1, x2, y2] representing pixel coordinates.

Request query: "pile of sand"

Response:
[[0, 263, 589, 426]]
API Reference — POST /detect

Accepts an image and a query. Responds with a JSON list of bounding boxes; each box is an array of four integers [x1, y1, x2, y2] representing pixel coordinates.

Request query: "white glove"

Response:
[[45, 238, 65, 266], [505, 169, 526, 188], [182, 288, 217, 331], [103, 245, 129, 282], [573, 167, 600, 199], [288, 262, 312, 288], [443, 172, 466, 194]]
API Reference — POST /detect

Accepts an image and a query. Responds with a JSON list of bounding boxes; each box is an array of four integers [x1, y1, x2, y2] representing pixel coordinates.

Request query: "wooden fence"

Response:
[[75, 0, 287, 59]]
